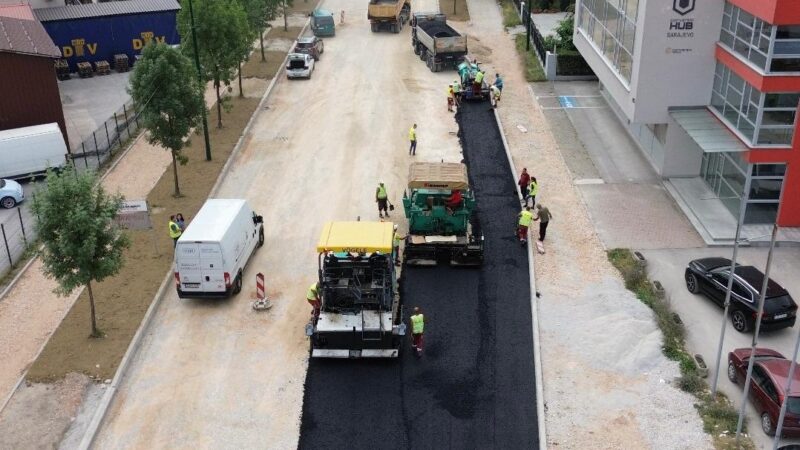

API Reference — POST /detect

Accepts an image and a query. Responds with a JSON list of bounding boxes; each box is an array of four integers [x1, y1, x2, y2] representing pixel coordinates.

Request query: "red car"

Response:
[[728, 347, 800, 436]]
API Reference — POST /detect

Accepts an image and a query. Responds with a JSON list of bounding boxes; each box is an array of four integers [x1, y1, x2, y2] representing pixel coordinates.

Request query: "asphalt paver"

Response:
[[298, 101, 538, 449]]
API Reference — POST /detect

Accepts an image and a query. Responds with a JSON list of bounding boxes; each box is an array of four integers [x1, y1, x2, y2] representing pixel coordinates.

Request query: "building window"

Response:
[[578, 0, 638, 83], [720, 2, 800, 73], [710, 62, 798, 146], [701, 155, 784, 224], [747, 163, 785, 223]]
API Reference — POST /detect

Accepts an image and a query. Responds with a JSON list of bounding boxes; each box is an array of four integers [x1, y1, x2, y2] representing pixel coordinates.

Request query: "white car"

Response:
[[286, 53, 315, 79], [0, 179, 24, 209]]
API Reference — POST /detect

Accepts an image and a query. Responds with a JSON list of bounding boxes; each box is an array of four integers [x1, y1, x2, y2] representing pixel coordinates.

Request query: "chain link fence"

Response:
[[0, 205, 35, 281]]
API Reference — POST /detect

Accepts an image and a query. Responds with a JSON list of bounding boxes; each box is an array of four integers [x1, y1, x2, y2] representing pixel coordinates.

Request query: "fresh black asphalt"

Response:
[[298, 101, 538, 449]]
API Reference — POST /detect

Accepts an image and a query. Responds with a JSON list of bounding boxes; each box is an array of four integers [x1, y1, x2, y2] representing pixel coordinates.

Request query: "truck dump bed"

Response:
[[415, 18, 466, 54]]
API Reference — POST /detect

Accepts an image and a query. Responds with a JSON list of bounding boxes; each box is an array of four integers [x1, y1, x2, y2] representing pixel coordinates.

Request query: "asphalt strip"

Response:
[[298, 101, 539, 449]]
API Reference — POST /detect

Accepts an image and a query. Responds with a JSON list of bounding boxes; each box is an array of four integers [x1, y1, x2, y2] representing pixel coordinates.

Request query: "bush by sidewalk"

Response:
[[514, 34, 546, 82]]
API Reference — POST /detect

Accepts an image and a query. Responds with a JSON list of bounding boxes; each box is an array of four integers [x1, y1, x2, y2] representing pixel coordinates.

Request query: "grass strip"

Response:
[[607, 249, 755, 450], [499, 0, 522, 28], [514, 34, 547, 82]]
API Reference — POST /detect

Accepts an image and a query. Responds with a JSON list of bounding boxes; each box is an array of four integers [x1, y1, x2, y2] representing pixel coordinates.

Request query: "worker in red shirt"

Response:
[[445, 189, 462, 209], [518, 168, 530, 204]]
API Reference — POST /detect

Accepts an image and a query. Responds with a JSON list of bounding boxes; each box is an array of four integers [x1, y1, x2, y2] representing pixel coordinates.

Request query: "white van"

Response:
[[174, 199, 264, 298], [0, 123, 68, 179]]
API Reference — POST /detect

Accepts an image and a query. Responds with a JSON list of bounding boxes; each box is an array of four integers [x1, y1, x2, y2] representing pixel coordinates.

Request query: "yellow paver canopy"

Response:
[[407, 162, 469, 190], [317, 221, 394, 253]]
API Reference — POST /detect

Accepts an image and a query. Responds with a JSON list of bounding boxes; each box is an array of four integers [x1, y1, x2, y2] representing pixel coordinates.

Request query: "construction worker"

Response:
[[445, 189, 462, 209], [494, 73, 504, 92], [410, 306, 424, 357], [307, 281, 321, 319], [490, 84, 501, 108], [518, 168, 530, 203], [517, 206, 534, 244], [168, 215, 182, 248], [376, 182, 390, 218], [533, 203, 552, 242], [447, 84, 455, 112], [473, 70, 484, 96], [453, 78, 461, 105], [408, 123, 417, 156], [528, 177, 539, 207], [393, 224, 404, 266]]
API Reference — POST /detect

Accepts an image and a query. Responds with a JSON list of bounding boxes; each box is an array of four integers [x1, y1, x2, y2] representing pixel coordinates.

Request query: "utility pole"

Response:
[[525, 2, 531, 52], [188, 0, 213, 161], [710, 171, 752, 398], [735, 223, 780, 444]]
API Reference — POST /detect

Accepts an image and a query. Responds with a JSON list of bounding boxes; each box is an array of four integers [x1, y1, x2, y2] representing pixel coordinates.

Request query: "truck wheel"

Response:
[[233, 271, 243, 294], [420, 49, 426, 61], [414, 45, 420, 55], [258, 228, 265, 247], [371, 23, 378, 32]]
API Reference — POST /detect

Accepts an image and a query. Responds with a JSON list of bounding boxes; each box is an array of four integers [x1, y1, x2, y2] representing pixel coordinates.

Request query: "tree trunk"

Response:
[[283, 1, 288, 32], [215, 76, 223, 128], [260, 30, 266, 62], [238, 62, 244, 98], [87, 281, 100, 338], [171, 149, 181, 197]]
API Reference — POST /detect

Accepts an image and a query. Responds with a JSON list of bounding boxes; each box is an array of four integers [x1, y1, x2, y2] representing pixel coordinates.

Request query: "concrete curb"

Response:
[[492, 107, 547, 450], [76, 20, 312, 450]]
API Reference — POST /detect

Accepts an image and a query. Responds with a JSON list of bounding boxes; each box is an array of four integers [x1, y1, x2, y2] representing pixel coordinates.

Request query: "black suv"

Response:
[[685, 257, 797, 332]]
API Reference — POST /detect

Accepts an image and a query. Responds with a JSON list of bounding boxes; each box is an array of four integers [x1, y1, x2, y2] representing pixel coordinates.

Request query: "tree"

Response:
[[282, 0, 294, 32], [32, 167, 130, 338], [241, 0, 278, 62], [178, 0, 251, 128], [128, 42, 205, 197]]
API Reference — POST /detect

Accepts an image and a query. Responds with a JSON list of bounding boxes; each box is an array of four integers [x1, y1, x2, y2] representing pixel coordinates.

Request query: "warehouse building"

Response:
[[0, 8, 68, 146], [34, 0, 180, 72], [574, 0, 800, 235]]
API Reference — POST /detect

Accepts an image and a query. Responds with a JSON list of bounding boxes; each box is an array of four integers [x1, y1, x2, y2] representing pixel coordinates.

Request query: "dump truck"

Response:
[[402, 162, 483, 266], [368, 0, 410, 33], [411, 12, 467, 72], [457, 57, 490, 101], [306, 221, 406, 358]]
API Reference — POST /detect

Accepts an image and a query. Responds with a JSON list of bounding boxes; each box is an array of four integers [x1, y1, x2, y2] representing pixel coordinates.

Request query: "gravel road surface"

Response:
[[298, 101, 538, 449]]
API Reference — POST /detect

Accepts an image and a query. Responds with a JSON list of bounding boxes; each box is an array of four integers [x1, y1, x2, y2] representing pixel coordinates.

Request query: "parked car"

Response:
[[0, 179, 24, 209], [286, 53, 315, 79], [294, 36, 324, 60], [728, 347, 800, 437], [685, 257, 797, 332]]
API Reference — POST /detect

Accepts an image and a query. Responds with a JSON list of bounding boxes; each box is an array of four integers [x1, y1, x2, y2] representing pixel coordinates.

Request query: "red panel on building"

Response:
[[729, 0, 800, 25]]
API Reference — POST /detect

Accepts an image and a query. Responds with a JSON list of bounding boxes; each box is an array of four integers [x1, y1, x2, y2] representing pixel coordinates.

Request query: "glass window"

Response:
[[773, 41, 800, 55], [776, 25, 800, 39], [764, 93, 800, 108], [578, 0, 637, 83], [744, 202, 779, 223], [749, 179, 783, 200], [762, 110, 796, 126], [770, 58, 800, 72], [757, 128, 793, 145], [752, 164, 786, 177]]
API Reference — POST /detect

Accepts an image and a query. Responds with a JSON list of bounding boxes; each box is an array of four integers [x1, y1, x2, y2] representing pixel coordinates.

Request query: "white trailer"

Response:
[[0, 123, 68, 180], [174, 199, 265, 298]]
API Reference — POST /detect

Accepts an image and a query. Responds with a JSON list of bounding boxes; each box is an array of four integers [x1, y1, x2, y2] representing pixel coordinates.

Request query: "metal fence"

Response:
[[511, 0, 549, 66], [70, 99, 140, 173], [0, 206, 35, 281]]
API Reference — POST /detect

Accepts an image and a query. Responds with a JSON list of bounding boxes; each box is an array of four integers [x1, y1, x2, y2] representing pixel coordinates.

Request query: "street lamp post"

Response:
[[187, 0, 212, 162], [525, 2, 531, 51]]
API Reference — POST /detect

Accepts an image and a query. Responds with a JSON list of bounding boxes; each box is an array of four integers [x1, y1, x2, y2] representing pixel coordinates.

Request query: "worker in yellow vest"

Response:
[[473, 70, 485, 96], [376, 182, 390, 218], [528, 177, 539, 207], [307, 282, 321, 319], [517, 206, 534, 245], [447, 84, 455, 112], [408, 124, 417, 156], [168, 215, 182, 248], [410, 306, 424, 357]]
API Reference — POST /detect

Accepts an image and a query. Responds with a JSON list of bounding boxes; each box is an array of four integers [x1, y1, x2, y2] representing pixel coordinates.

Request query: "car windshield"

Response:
[[296, 42, 312, 48], [788, 396, 800, 415]]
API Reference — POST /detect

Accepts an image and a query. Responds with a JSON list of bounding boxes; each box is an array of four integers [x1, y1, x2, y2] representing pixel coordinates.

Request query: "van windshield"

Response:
[[316, 16, 333, 25]]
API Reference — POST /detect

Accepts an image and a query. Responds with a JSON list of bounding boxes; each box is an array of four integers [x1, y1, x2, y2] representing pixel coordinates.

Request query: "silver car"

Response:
[[0, 179, 24, 208], [286, 53, 315, 79]]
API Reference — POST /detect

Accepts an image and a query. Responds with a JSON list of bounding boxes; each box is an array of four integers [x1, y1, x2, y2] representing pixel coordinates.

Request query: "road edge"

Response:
[[75, 21, 312, 450], [493, 107, 547, 450]]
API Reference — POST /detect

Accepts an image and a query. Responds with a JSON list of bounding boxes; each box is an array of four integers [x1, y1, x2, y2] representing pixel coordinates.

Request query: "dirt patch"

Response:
[[266, 25, 304, 41], [288, 0, 317, 15], [0, 373, 91, 449], [242, 50, 289, 79], [438, 0, 470, 22]]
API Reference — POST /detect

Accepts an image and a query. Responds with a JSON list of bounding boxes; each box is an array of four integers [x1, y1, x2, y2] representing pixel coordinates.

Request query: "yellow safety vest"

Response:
[[411, 313, 424, 334], [453, 81, 460, 93], [475, 71, 484, 83], [394, 232, 403, 246], [377, 185, 388, 200], [518, 210, 533, 227], [529, 180, 539, 197], [408, 127, 416, 141], [168, 221, 182, 239], [307, 283, 319, 302]]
